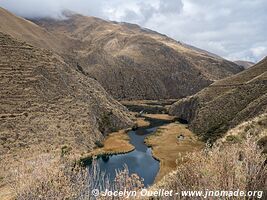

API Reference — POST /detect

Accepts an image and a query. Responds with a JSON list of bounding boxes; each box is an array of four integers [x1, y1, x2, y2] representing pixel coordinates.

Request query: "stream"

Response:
[[87, 116, 174, 187]]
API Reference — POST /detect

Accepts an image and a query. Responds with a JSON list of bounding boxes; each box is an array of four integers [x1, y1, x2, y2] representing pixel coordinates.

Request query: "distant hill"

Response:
[[169, 57, 267, 141], [0, 7, 243, 100], [234, 60, 255, 69]]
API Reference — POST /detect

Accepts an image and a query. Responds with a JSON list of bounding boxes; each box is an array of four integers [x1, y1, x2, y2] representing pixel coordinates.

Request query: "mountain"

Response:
[[0, 7, 243, 100], [0, 7, 66, 52], [0, 32, 133, 161], [234, 60, 255, 69], [169, 57, 267, 141], [32, 14, 244, 100]]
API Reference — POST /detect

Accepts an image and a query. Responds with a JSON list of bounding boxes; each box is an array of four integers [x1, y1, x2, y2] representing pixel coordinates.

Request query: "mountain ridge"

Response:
[[32, 12, 243, 99], [0, 7, 243, 100]]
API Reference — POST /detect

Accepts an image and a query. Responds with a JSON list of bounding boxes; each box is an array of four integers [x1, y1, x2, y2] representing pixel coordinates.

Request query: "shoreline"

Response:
[[80, 129, 135, 163], [79, 113, 204, 185], [145, 122, 204, 182]]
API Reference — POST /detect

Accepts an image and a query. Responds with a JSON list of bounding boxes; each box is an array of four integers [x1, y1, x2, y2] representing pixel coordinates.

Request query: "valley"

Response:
[[81, 100, 204, 187], [0, 5, 266, 200]]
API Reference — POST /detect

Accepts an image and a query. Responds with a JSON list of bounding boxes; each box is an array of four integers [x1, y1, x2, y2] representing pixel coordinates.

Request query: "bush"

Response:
[[60, 145, 72, 157], [8, 156, 144, 200], [225, 135, 242, 143], [155, 136, 267, 200]]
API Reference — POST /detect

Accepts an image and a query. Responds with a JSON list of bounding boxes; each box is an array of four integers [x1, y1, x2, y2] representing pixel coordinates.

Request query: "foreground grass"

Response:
[[0, 184, 13, 200], [145, 122, 204, 182], [153, 135, 267, 200]]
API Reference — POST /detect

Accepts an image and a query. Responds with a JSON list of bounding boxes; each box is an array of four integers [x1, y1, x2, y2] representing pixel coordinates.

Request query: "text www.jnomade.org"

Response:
[[91, 188, 264, 199]]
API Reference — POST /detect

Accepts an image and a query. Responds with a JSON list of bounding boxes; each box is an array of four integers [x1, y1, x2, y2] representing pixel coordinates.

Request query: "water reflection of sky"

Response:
[[90, 118, 172, 187]]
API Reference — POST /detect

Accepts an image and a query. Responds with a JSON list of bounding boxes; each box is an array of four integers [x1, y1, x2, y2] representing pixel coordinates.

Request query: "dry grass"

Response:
[[143, 114, 176, 121], [81, 130, 135, 160], [0, 185, 13, 200], [135, 117, 150, 127], [154, 135, 267, 199], [145, 122, 204, 182], [4, 154, 144, 200], [220, 113, 267, 144]]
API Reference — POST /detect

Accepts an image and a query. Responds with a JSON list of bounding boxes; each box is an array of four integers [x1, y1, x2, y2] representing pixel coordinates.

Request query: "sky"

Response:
[[1, 0, 267, 62]]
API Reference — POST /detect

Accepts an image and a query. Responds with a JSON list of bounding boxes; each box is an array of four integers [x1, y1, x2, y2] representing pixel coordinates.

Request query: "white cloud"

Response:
[[1, 0, 266, 62], [251, 47, 267, 58]]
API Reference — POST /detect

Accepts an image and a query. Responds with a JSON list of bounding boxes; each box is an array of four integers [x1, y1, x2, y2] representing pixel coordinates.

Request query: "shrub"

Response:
[[7, 155, 144, 200], [60, 145, 72, 157], [155, 136, 267, 199], [225, 135, 242, 143]]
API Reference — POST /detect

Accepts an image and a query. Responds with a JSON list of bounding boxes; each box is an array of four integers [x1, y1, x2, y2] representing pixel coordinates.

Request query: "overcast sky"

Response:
[[1, 0, 267, 62]]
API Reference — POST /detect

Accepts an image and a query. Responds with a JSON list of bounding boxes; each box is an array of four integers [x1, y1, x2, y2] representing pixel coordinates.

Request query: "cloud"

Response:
[[0, 0, 266, 62]]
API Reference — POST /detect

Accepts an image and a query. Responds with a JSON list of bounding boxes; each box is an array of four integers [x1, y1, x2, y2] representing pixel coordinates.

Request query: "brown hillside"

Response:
[[0, 32, 133, 169], [169, 58, 267, 141], [0, 7, 244, 100], [32, 14, 243, 100], [0, 8, 243, 100], [0, 7, 70, 52]]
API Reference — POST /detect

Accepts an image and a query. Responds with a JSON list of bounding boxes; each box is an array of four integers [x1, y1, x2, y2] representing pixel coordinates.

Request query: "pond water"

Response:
[[88, 117, 173, 187]]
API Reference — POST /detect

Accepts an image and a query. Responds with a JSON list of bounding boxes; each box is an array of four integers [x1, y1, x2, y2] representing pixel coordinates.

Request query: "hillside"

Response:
[[0, 32, 133, 170], [153, 114, 267, 199], [169, 58, 267, 141], [0, 7, 243, 100], [234, 60, 255, 69], [0, 7, 69, 52], [33, 14, 243, 100]]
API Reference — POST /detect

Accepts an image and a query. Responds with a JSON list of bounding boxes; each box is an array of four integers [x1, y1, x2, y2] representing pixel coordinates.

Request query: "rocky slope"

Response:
[[0, 7, 243, 100], [169, 58, 267, 141], [0, 32, 133, 163]]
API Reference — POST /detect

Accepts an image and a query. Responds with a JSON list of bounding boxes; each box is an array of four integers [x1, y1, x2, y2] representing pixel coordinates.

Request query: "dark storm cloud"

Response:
[[0, 0, 266, 62]]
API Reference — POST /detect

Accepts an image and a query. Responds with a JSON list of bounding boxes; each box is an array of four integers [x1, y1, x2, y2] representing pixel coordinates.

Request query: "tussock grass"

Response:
[[154, 135, 267, 199]]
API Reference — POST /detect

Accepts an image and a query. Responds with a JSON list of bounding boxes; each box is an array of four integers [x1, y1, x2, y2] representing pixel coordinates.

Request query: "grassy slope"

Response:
[[0, 32, 133, 180], [169, 58, 267, 141], [31, 13, 243, 100]]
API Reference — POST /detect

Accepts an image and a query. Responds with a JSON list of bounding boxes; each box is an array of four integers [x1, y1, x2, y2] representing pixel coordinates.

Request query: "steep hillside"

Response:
[[0, 8, 243, 100], [0, 9, 238, 100], [0, 32, 133, 164], [235, 60, 255, 69], [32, 14, 243, 100], [169, 58, 267, 141], [0, 7, 69, 52]]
